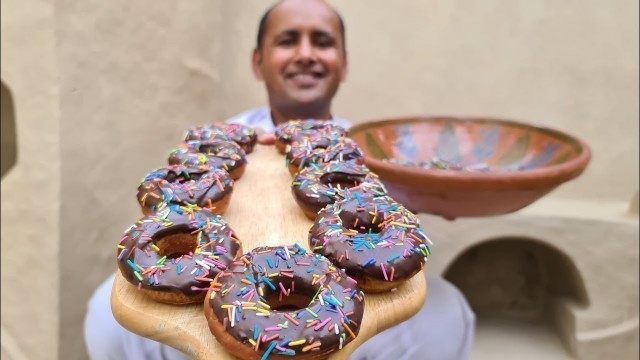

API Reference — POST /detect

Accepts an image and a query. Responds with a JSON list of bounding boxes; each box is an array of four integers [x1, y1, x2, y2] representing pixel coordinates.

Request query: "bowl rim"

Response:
[[348, 115, 592, 191]]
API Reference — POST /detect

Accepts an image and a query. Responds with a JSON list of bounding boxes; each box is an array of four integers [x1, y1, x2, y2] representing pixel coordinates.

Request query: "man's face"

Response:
[[253, 0, 348, 112]]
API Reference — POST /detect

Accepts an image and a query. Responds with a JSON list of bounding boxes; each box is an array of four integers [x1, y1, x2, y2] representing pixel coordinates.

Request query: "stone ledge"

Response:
[[519, 197, 639, 224]]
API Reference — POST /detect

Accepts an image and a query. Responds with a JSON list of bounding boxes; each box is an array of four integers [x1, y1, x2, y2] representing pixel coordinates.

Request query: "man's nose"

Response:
[[294, 37, 316, 64]]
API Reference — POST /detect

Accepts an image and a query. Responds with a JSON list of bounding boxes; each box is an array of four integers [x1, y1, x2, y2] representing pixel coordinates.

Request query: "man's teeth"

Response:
[[292, 73, 319, 79]]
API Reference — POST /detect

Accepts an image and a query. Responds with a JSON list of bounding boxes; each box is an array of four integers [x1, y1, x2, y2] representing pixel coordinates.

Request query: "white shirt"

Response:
[[225, 107, 351, 133]]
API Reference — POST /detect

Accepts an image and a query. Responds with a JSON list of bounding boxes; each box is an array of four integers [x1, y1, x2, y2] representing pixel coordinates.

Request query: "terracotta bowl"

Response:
[[348, 116, 591, 219]]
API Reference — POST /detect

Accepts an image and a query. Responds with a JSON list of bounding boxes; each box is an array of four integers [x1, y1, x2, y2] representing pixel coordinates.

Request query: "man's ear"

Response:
[[340, 54, 349, 82], [252, 48, 265, 81]]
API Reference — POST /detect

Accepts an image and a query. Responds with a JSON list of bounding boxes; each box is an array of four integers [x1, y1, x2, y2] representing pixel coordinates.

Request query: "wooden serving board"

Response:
[[111, 144, 427, 359]]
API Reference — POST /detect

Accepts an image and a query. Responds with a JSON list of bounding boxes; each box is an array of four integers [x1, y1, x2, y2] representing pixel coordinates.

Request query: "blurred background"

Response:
[[1, 0, 638, 359]]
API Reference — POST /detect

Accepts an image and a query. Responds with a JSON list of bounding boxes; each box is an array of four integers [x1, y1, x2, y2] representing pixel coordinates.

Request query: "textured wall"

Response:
[[421, 209, 639, 359], [55, 1, 226, 358], [215, 0, 640, 203], [0, 0, 60, 359]]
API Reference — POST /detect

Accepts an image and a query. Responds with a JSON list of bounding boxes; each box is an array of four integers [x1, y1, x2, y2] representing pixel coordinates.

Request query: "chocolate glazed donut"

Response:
[[204, 245, 364, 360], [117, 206, 243, 304], [184, 125, 231, 143], [291, 160, 387, 220], [286, 138, 364, 177], [274, 120, 347, 154], [309, 190, 432, 293], [186, 123, 258, 154], [136, 164, 234, 216], [168, 140, 248, 180]]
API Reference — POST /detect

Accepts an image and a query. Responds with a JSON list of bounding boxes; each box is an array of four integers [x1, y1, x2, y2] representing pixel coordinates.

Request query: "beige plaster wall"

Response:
[[0, 0, 60, 359], [421, 205, 639, 359], [55, 1, 227, 358], [216, 0, 639, 204]]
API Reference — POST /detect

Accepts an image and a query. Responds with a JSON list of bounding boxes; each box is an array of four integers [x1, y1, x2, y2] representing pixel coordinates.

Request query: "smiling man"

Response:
[[84, 1, 475, 359], [225, 0, 350, 142], [254, 0, 347, 122]]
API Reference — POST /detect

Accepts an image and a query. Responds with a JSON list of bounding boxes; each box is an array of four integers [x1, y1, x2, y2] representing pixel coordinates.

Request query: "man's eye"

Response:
[[278, 38, 296, 46], [315, 38, 335, 47]]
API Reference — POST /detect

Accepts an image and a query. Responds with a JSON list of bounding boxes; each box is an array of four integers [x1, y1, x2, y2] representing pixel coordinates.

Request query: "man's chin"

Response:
[[287, 92, 327, 106]]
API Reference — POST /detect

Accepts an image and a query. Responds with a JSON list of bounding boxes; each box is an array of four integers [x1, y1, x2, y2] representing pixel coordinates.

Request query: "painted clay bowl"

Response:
[[348, 116, 591, 219]]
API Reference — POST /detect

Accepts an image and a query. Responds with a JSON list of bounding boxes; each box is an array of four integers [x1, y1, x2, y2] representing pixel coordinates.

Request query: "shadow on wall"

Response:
[[444, 237, 589, 356], [1, 80, 17, 179], [1, 79, 30, 360]]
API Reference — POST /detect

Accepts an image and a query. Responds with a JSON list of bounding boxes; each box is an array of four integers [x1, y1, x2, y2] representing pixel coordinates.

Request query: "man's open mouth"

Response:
[[285, 72, 325, 87]]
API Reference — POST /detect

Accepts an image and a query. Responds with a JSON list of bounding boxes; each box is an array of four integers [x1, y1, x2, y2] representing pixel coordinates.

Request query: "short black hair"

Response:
[[256, 1, 346, 52]]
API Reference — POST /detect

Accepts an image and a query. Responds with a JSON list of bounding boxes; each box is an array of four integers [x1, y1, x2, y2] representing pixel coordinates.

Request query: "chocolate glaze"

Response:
[[275, 120, 347, 148], [168, 140, 247, 176], [208, 245, 364, 357], [184, 126, 230, 143], [286, 138, 364, 173], [136, 165, 233, 214], [185, 123, 257, 154], [117, 206, 242, 298], [309, 192, 431, 284], [291, 160, 387, 215]]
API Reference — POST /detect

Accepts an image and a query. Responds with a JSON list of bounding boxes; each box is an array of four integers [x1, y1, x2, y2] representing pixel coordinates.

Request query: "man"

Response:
[[85, 1, 475, 359], [225, 0, 350, 141]]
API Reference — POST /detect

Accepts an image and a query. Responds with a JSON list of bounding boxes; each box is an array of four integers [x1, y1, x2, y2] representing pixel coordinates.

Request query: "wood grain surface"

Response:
[[111, 144, 427, 359]]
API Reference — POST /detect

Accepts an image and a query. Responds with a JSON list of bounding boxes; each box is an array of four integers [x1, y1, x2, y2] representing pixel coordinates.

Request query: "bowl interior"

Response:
[[349, 117, 586, 172]]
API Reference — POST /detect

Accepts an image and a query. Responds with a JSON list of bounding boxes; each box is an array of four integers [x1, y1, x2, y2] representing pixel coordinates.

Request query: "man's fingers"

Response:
[[257, 134, 276, 145], [254, 128, 276, 145]]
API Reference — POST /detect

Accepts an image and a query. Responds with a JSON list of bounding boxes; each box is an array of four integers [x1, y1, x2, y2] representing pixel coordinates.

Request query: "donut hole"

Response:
[[320, 172, 364, 191], [297, 138, 329, 151], [310, 142, 330, 151], [339, 212, 382, 235], [153, 232, 199, 259], [271, 304, 302, 311], [164, 171, 204, 183], [261, 281, 318, 312], [197, 141, 227, 155]]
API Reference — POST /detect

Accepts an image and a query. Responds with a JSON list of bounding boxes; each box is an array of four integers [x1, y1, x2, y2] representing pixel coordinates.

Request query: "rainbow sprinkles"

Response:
[[204, 245, 365, 359]]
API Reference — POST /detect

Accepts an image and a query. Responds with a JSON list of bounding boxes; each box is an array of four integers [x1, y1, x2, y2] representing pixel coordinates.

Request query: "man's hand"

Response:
[[255, 128, 276, 145]]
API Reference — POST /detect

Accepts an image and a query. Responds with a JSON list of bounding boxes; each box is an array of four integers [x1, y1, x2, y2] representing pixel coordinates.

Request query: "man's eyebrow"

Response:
[[274, 29, 336, 39], [311, 30, 335, 38], [274, 29, 299, 38]]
